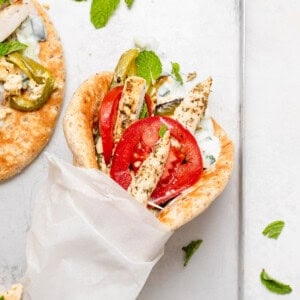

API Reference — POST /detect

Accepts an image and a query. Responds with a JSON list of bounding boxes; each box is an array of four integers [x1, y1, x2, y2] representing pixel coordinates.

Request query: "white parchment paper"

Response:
[[22, 154, 172, 300]]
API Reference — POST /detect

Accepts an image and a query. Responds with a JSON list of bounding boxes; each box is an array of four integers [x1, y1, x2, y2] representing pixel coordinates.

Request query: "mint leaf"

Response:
[[260, 269, 292, 295], [0, 41, 27, 57], [139, 102, 148, 119], [262, 220, 285, 239], [159, 124, 167, 138], [90, 0, 120, 29], [171, 62, 183, 85], [0, 0, 10, 5], [182, 240, 202, 266], [136, 50, 162, 85], [0, 296, 5, 300], [125, 0, 134, 8]]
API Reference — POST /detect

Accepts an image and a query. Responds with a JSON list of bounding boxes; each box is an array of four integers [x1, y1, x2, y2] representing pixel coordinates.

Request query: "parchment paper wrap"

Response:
[[23, 154, 173, 300]]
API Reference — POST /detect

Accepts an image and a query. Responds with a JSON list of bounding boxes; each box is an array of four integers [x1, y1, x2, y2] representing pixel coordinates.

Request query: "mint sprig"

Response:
[[0, 41, 27, 57], [159, 124, 167, 138], [90, 0, 135, 28], [260, 269, 292, 295], [262, 220, 285, 239], [90, 0, 120, 29], [136, 50, 162, 85], [171, 62, 183, 85], [182, 240, 202, 266], [0, 0, 10, 5]]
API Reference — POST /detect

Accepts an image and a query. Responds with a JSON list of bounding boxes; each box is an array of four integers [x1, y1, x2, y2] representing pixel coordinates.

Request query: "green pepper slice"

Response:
[[6, 52, 55, 111], [154, 98, 183, 116], [110, 48, 140, 89]]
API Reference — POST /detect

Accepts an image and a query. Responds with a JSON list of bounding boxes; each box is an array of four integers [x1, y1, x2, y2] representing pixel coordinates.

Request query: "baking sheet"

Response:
[[0, 0, 242, 298]]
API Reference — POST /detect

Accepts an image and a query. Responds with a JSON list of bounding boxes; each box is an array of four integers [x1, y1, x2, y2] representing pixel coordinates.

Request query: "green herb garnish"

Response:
[[90, 0, 120, 29], [171, 62, 183, 85], [262, 220, 285, 239], [0, 0, 10, 5], [125, 0, 134, 8], [0, 41, 27, 57], [89, 0, 135, 28], [159, 124, 167, 138], [136, 50, 162, 85], [139, 102, 148, 119], [260, 269, 292, 295], [182, 240, 202, 266]]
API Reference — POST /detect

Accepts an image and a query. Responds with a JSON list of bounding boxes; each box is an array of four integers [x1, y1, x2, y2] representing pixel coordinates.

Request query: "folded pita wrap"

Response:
[[63, 72, 234, 230]]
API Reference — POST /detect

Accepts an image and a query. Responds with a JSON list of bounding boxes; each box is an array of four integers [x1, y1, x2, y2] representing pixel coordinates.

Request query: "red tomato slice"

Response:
[[99, 86, 123, 165], [110, 116, 203, 205], [99, 87, 153, 165]]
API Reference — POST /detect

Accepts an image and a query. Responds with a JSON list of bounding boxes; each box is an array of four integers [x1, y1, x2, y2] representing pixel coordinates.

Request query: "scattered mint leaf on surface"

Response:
[[0, 296, 5, 300], [260, 269, 292, 295], [262, 220, 285, 239], [90, 0, 120, 29], [139, 102, 148, 119], [125, 0, 134, 8], [159, 124, 167, 138], [136, 50, 162, 85], [182, 240, 202, 266], [0, 41, 27, 57], [0, 0, 10, 5], [171, 62, 183, 85]]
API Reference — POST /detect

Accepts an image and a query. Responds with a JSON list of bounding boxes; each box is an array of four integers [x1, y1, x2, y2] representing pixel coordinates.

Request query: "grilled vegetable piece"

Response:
[[111, 48, 140, 89], [155, 98, 183, 116], [7, 52, 55, 111]]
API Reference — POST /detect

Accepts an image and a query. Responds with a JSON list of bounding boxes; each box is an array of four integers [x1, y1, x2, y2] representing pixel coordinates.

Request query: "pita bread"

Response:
[[0, 0, 65, 181], [157, 120, 234, 229], [63, 72, 234, 229]]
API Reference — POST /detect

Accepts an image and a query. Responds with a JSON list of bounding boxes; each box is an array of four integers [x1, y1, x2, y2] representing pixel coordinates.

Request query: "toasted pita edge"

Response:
[[157, 120, 234, 230], [63, 72, 113, 169], [0, 0, 65, 181]]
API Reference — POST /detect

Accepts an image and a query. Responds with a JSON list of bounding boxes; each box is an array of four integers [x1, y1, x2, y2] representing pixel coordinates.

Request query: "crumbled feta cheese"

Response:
[[27, 79, 44, 101], [0, 58, 14, 82], [3, 74, 23, 95]]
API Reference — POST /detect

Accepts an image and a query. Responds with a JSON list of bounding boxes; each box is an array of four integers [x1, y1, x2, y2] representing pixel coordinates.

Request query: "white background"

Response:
[[1, 0, 298, 299]]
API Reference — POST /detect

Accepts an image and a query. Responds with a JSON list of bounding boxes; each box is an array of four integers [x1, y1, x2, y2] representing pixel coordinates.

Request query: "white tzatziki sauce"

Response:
[[195, 110, 221, 169]]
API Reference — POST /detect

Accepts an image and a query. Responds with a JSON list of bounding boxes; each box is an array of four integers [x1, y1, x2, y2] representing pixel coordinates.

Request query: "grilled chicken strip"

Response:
[[128, 130, 171, 205], [114, 76, 146, 143], [173, 77, 212, 133]]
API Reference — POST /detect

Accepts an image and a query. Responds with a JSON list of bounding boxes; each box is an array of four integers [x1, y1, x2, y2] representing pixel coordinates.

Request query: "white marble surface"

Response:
[[243, 0, 300, 299], [0, 0, 241, 299]]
